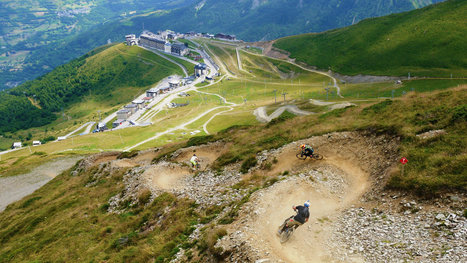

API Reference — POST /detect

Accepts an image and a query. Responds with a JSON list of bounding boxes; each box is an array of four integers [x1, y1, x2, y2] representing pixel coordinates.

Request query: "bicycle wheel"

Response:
[[296, 152, 308, 160], [313, 153, 323, 160], [280, 227, 294, 243]]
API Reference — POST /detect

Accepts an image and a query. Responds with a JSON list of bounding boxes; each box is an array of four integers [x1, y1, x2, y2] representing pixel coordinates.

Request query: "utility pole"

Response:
[[282, 92, 287, 102], [325, 87, 330, 101]]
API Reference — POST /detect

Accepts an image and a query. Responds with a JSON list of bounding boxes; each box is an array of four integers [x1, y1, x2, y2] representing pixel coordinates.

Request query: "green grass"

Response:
[[163, 53, 196, 76], [0, 167, 197, 262], [341, 79, 467, 99], [274, 0, 467, 77]]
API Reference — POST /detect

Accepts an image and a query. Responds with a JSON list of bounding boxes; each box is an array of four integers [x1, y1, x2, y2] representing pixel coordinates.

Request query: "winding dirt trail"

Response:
[[248, 157, 368, 262], [218, 132, 397, 262], [254, 105, 312, 122]]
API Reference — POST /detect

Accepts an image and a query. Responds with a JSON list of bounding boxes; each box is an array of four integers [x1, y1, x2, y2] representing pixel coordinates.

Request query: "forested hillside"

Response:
[[1, 0, 443, 89], [0, 44, 183, 133], [274, 0, 466, 77]]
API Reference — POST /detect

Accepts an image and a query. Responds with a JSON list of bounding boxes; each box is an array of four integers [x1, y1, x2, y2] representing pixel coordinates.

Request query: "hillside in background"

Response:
[[0, 0, 444, 89], [274, 0, 466, 77], [0, 0, 195, 90], [0, 44, 182, 133]]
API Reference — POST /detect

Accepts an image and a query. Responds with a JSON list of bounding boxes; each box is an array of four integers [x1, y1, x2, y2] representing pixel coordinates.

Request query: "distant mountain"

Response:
[[0, 0, 196, 90], [273, 0, 467, 77], [0, 0, 444, 89]]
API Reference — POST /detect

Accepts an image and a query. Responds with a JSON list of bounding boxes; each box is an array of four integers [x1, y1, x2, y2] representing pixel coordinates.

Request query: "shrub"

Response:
[[40, 135, 55, 144], [185, 135, 214, 147], [266, 111, 296, 127], [117, 150, 138, 159], [361, 99, 393, 114], [20, 196, 42, 208], [451, 104, 467, 123], [213, 152, 241, 169], [240, 156, 257, 174], [137, 188, 152, 205]]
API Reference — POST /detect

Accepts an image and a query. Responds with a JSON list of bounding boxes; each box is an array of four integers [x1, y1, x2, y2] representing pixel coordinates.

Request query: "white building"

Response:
[[32, 141, 41, 146], [12, 142, 22, 149], [125, 34, 137, 46]]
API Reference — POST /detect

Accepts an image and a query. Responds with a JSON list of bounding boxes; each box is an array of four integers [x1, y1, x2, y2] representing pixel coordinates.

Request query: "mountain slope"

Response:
[[0, 85, 466, 262], [0, 0, 444, 89], [0, 0, 195, 90], [0, 44, 183, 133], [273, 0, 467, 77]]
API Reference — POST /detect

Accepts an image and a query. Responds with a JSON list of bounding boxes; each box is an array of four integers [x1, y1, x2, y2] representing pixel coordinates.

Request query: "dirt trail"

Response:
[[254, 105, 312, 123], [218, 132, 399, 262], [142, 164, 191, 191], [0, 156, 82, 212], [248, 157, 368, 262]]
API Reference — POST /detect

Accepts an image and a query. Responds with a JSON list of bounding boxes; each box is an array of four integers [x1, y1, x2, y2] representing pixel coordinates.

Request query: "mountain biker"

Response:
[[278, 200, 310, 235], [300, 144, 314, 157], [190, 154, 200, 168]]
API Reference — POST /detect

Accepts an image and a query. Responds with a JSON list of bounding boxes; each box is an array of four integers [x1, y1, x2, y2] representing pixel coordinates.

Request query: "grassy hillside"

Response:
[[0, 85, 465, 262], [274, 0, 466, 77], [0, 43, 183, 134], [0, 166, 196, 262]]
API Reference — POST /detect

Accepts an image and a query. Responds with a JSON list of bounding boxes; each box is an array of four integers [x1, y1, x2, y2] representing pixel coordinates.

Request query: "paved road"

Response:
[[63, 122, 94, 138]]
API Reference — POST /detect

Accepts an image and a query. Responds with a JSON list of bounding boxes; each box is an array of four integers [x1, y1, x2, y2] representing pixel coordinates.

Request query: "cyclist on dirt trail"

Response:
[[190, 154, 200, 169], [301, 144, 314, 157], [278, 200, 310, 235]]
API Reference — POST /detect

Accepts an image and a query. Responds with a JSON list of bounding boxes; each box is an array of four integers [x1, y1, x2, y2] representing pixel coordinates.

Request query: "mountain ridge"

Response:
[[273, 0, 466, 77], [0, 0, 445, 89]]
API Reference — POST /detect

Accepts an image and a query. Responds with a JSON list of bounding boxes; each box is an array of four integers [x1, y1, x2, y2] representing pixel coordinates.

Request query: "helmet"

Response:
[[193, 154, 196, 156], [304, 200, 310, 207], [300, 144, 306, 149]]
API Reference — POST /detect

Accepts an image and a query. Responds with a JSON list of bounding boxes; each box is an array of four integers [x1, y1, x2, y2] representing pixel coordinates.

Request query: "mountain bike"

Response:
[[296, 150, 323, 160], [277, 216, 299, 243]]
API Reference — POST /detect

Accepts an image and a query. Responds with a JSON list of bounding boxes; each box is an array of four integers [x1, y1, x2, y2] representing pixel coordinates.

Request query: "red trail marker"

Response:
[[399, 157, 408, 165]]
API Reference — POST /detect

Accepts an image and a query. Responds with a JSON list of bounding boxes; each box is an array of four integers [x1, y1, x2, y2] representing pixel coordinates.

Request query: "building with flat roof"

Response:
[[117, 110, 131, 120], [171, 43, 188, 56], [215, 33, 236, 41], [169, 79, 180, 89], [146, 88, 160, 97], [139, 32, 167, 50], [125, 34, 137, 46], [124, 104, 138, 114]]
